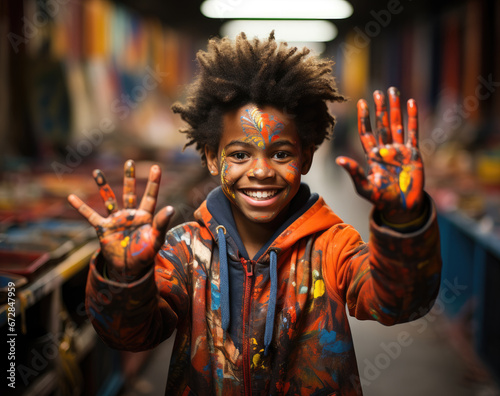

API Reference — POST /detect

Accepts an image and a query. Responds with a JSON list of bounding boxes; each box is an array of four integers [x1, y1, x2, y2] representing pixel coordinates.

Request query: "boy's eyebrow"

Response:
[[224, 139, 297, 150], [268, 140, 296, 149], [224, 140, 254, 150]]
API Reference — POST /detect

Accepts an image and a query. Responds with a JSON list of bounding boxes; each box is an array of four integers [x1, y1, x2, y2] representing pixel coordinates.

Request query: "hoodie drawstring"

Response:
[[264, 249, 278, 356], [217, 226, 230, 331], [217, 226, 278, 355]]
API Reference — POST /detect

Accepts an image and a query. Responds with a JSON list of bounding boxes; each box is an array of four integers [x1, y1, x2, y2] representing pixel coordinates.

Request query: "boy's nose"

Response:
[[248, 158, 275, 179]]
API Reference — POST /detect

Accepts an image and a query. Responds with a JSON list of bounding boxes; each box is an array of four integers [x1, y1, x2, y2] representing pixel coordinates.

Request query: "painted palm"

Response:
[[336, 87, 425, 223], [67, 160, 173, 279]]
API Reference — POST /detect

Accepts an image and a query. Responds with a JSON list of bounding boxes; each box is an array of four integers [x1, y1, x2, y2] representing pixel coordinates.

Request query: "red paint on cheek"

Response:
[[284, 161, 300, 184]]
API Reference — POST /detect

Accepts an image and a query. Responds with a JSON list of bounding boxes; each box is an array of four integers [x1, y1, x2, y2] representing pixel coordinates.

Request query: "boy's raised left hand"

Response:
[[67, 160, 174, 281], [336, 87, 425, 226]]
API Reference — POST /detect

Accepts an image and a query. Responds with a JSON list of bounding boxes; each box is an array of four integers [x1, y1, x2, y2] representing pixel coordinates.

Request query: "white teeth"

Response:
[[244, 190, 278, 199]]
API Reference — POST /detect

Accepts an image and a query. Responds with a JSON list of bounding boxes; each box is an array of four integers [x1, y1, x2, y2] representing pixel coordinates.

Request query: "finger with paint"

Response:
[[123, 159, 137, 209], [93, 169, 118, 214]]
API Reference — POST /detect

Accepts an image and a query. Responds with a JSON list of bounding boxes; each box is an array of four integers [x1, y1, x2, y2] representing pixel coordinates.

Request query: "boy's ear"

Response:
[[301, 145, 315, 175], [205, 145, 219, 176]]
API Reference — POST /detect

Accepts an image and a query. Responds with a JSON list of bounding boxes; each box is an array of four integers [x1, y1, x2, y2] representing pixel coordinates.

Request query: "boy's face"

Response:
[[206, 104, 314, 226]]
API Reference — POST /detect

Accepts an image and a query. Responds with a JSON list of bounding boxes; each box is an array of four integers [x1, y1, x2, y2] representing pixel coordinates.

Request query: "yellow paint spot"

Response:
[[107, 203, 115, 211], [399, 165, 412, 193], [251, 338, 258, 345], [314, 279, 325, 298], [379, 148, 389, 157], [251, 108, 264, 130], [121, 236, 130, 247], [253, 353, 261, 367]]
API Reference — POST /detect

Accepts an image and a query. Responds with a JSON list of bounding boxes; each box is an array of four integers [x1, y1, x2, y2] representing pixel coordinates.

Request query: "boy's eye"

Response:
[[230, 152, 249, 161], [273, 151, 291, 160]]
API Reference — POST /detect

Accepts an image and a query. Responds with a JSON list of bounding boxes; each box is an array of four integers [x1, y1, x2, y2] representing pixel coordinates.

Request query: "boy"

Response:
[[68, 32, 441, 395]]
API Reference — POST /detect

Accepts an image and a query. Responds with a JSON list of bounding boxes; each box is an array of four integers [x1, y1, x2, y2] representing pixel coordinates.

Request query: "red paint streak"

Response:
[[242, 258, 254, 396], [260, 112, 270, 143]]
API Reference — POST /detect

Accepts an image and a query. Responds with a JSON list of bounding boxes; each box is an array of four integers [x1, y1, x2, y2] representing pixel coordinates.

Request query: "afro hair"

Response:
[[172, 31, 346, 164]]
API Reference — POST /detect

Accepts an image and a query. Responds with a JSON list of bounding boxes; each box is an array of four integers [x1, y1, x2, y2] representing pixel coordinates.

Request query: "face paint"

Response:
[[247, 158, 272, 180], [215, 104, 312, 228], [246, 159, 258, 178], [284, 162, 300, 184], [240, 107, 284, 148], [220, 148, 236, 199]]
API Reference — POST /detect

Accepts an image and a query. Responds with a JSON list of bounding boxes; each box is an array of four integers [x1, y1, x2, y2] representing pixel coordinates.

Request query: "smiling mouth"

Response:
[[242, 189, 280, 200]]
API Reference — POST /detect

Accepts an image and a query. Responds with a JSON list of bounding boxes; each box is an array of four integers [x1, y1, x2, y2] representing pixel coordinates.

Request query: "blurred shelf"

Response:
[[0, 239, 99, 327], [437, 209, 500, 385], [20, 321, 98, 396], [439, 209, 500, 258]]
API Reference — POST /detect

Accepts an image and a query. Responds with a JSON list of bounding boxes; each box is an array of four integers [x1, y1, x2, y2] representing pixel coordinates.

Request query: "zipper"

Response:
[[241, 258, 254, 396]]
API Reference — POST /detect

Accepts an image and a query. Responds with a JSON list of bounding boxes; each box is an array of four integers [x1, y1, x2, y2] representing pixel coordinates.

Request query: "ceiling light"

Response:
[[201, 0, 353, 20], [221, 20, 337, 43], [288, 42, 327, 54]]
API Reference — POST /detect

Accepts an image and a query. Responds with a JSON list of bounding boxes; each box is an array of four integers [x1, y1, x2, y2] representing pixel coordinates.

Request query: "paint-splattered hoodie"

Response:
[[86, 184, 442, 396]]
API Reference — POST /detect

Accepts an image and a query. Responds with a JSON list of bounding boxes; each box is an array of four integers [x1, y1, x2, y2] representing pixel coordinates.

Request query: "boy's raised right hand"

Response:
[[67, 160, 174, 281], [336, 87, 426, 227]]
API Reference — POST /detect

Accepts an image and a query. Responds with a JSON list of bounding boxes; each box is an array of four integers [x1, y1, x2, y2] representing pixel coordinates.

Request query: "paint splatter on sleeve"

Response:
[[324, 194, 442, 325], [85, 223, 196, 351]]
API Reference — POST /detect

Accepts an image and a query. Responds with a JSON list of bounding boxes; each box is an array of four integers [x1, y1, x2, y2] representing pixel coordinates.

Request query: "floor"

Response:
[[119, 144, 500, 396]]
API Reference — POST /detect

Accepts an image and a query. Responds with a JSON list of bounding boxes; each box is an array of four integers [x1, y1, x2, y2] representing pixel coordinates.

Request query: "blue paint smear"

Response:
[[211, 282, 220, 311], [88, 307, 111, 329], [216, 368, 223, 379], [319, 330, 352, 355], [131, 242, 147, 257], [196, 266, 206, 279], [319, 329, 336, 344], [400, 191, 407, 210], [380, 305, 395, 316]]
